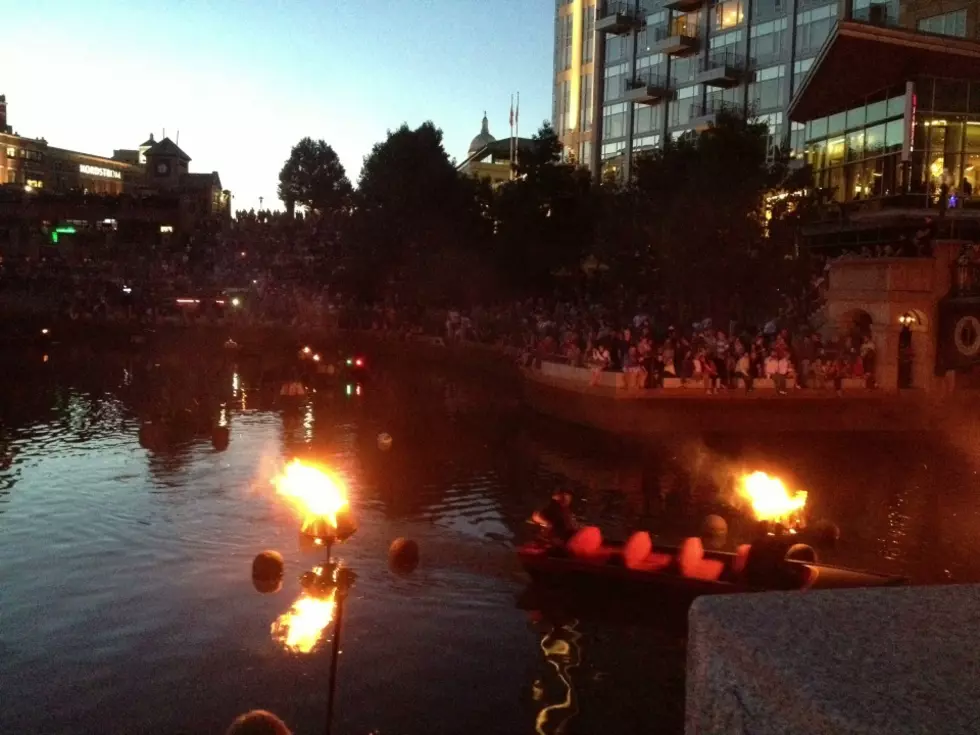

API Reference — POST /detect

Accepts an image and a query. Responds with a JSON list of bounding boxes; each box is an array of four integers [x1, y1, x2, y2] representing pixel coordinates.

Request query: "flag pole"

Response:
[[509, 94, 515, 181], [515, 92, 520, 170]]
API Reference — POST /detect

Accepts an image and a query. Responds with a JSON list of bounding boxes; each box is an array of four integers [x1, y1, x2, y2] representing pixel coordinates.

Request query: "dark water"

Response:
[[2, 345, 980, 735]]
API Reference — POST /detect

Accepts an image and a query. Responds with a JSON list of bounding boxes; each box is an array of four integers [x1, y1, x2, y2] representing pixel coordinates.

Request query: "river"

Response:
[[2, 342, 979, 734]]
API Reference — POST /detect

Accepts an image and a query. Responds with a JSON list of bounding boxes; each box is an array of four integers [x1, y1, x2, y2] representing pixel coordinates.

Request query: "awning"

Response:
[[789, 21, 980, 122]]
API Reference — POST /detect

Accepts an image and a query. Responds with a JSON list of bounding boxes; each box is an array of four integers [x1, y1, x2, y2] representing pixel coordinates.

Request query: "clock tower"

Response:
[[141, 136, 191, 191]]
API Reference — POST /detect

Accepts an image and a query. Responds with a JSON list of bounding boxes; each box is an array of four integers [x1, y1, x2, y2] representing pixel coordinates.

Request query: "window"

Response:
[[853, 0, 897, 25], [749, 65, 786, 111], [918, 9, 967, 38], [602, 102, 628, 140], [634, 103, 663, 134], [792, 57, 814, 94], [556, 13, 573, 71], [604, 62, 628, 101], [583, 3, 595, 62], [750, 19, 788, 65], [7, 168, 17, 184], [581, 73, 593, 131], [634, 134, 661, 151], [609, 34, 629, 63], [796, 3, 837, 55], [752, 0, 785, 21], [4, 146, 14, 157], [601, 141, 626, 160], [713, 0, 743, 30], [670, 85, 701, 127]]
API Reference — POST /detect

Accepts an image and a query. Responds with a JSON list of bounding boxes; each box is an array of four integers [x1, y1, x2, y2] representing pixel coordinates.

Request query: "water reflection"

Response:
[[4, 346, 980, 734], [533, 618, 582, 735], [272, 588, 337, 654]]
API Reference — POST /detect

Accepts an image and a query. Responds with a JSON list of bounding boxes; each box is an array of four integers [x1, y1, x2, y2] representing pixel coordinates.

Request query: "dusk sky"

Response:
[[5, 0, 552, 212]]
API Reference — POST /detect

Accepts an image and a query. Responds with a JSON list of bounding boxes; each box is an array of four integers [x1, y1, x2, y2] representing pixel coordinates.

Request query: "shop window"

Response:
[[884, 119, 905, 153], [965, 123, 980, 151], [846, 107, 866, 131], [866, 100, 888, 125], [866, 123, 887, 155], [886, 94, 906, 119], [828, 112, 846, 135], [847, 130, 865, 161], [827, 137, 846, 167]]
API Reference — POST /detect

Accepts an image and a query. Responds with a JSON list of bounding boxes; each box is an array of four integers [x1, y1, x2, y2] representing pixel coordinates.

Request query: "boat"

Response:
[[518, 536, 906, 602]]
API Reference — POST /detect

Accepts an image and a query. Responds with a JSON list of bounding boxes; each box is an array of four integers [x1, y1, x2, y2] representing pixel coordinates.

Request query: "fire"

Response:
[[271, 589, 337, 653], [737, 471, 807, 524], [273, 459, 349, 529]]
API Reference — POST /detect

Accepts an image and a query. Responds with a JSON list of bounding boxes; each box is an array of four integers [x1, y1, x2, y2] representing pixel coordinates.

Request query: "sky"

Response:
[[4, 0, 552, 212]]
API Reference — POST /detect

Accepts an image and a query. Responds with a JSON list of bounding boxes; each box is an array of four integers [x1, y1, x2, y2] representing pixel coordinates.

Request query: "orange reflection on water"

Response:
[[271, 588, 337, 654]]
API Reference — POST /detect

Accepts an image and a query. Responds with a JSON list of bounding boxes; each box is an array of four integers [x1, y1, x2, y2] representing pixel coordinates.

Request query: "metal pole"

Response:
[[325, 588, 346, 735]]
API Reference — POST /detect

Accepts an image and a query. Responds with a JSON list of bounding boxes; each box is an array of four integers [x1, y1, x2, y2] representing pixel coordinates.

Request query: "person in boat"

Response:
[[532, 489, 578, 544]]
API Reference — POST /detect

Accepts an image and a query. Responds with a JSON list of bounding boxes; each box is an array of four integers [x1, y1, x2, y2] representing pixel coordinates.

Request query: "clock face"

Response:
[[156, 162, 169, 175]]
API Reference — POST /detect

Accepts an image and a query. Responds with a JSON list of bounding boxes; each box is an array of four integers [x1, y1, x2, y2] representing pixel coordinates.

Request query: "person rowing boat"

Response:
[[531, 489, 577, 544]]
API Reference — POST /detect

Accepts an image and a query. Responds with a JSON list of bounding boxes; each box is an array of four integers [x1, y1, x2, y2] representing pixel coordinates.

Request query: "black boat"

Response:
[[518, 536, 906, 603]]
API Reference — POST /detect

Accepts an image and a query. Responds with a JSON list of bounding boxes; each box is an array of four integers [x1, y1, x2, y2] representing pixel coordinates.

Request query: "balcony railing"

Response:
[[596, 1, 645, 34], [649, 19, 699, 42], [690, 99, 744, 119], [626, 69, 674, 91], [699, 49, 746, 73]]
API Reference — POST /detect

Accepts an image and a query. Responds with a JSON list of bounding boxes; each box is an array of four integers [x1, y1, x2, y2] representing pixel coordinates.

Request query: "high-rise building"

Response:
[[553, 1, 599, 166], [553, 0, 980, 181]]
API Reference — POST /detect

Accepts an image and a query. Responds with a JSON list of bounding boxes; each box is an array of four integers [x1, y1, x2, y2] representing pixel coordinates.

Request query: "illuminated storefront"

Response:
[[792, 22, 980, 205]]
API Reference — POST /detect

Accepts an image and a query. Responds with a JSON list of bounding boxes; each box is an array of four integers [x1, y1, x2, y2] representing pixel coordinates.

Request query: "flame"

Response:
[[737, 471, 807, 524], [271, 589, 337, 653], [273, 459, 349, 528]]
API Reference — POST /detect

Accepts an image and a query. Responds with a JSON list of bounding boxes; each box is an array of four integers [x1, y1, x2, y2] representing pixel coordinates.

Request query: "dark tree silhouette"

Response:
[[278, 137, 352, 215]]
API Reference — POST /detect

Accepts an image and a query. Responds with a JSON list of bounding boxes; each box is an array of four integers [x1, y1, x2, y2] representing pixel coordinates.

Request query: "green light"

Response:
[[346, 384, 352, 396], [51, 232, 58, 244], [55, 226, 76, 234]]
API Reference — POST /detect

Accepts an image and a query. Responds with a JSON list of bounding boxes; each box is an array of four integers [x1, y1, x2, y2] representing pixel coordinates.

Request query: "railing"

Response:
[[699, 49, 746, 72], [801, 193, 980, 225], [649, 19, 698, 41], [626, 69, 674, 91], [690, 99, 744, 118], [599, 0, 642, 19]]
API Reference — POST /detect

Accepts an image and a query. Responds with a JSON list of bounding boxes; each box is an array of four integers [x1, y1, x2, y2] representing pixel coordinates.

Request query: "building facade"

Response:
[[789, 19, 980, 249], [554, 0, 599, 166], [0, 98, 230, 253], [553, 0, 980, 180]]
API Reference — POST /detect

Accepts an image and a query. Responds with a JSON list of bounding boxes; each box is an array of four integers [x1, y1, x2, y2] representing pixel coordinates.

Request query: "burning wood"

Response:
[[273, 459, 349, 535], [737, 471, 807, 528]]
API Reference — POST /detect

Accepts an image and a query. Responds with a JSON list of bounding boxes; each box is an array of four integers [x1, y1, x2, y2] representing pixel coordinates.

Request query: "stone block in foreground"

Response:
[[686, 585, 980, 735]]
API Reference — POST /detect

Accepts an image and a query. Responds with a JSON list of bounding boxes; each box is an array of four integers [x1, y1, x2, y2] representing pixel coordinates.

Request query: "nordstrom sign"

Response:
[[79, 164, 122, 180]]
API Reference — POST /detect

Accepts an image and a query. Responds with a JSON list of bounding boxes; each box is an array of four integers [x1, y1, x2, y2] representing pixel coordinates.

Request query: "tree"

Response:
[[491, 122, 595, 292], [603, 110, 809, 328], [278, 137, 352, 215], [349, 122, 492, 300]]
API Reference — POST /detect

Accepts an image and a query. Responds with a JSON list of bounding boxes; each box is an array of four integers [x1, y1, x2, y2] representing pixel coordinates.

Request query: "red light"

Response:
[[355, 385, 362, 396], [355, 358, 364, 367]]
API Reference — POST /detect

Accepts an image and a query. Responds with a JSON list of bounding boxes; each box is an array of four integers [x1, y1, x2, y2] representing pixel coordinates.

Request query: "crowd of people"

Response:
[[0, 213, 882, 392]]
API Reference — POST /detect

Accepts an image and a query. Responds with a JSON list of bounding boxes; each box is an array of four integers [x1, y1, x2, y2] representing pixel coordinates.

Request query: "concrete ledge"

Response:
[[686, 585, 980, 735]]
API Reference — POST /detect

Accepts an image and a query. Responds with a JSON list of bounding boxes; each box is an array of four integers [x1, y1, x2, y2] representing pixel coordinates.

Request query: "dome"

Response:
[[468, 113, 495, 155]]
